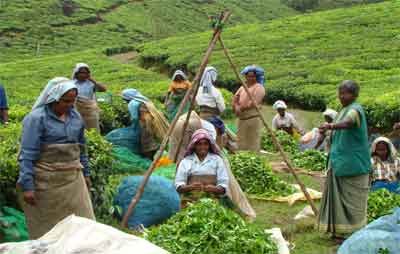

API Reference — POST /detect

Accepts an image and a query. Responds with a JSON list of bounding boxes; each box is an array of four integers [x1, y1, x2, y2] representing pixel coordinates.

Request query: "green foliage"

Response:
[[0, 0, 296, 62], [367, 188, 400, 222], [85, 129, 115, 220], [146, 198, 278, 254], [262, 130, 327, 171], [291, 149, 327, 171], [139, 1, 400, 129], [0, 123, 22, 206], [229, 152, 295, 197]]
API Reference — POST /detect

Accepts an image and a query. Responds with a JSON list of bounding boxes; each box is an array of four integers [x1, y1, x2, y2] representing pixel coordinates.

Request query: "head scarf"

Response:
[[168, 70, 191, 93], [371, 137, 397, 160], [184, 129, 220, 157], [121, 88, 149, 103], [72, 63, 90, 80], [32, 78, 76, 110], [241, 65, 265, 85], [323, 108, 338, 121], [273, 100, 287, 110], [200, 66, 217, 94], [206, 116, 225, 134], [171, 70, 187, 81]]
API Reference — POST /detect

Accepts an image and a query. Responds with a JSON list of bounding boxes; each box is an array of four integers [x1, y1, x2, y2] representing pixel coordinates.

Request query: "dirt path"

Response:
[[110, 51, 139, 64]]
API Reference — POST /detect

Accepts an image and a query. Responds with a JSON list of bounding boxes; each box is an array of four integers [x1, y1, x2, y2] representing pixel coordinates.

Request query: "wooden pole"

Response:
[[172, 12, 231, 162], [218, 37, 319, 216], [120, 11, 231, 228]]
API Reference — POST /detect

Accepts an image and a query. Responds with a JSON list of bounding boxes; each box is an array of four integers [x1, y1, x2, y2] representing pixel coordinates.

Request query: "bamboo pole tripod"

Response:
[[121, 10, 318, 228]]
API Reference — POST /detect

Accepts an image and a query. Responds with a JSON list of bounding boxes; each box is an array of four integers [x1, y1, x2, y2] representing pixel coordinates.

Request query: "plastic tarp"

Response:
[[0, 215, 168, 254], [338, 207, 400, 254]]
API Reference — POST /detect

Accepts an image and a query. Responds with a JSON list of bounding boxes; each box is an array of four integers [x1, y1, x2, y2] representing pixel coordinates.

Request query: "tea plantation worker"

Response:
[[168, 111, 216, 163], [272, 100, 304, 138], [195, 66, 225, 119], [72, 63, 107, 131], [175, 129, 229, 208], [317, 80, 371, 243], [240, 65, 265, 86], [165, 70, 192, 122], [17, 78, 95, 239], [122, 88, 169, 160], [0, 84, 9, 124], [298, 108, 338, 151], [370, 137, 400, 194], [232, 69, 265, 152]]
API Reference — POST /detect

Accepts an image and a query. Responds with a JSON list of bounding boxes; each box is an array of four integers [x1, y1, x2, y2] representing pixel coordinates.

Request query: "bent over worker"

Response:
[[232, 68, 265, 152], [72, 63, 107, 131], [18, 78, 95, 239]]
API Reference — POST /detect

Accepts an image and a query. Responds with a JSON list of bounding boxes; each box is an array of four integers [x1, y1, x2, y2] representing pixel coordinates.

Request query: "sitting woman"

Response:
[[175, 129, 229, 207], [370, 137, 400, 194], [272, 100, 303, 138]]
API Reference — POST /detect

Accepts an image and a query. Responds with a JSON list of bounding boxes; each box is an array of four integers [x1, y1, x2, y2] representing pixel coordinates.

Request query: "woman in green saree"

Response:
[[317, 80, 371, 243]]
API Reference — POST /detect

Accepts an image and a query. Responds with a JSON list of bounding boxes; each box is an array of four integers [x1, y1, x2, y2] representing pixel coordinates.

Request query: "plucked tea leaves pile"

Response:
[[146, 199, 278, 254], [367, 188, 400, 222], [229, 152, 295, 197]]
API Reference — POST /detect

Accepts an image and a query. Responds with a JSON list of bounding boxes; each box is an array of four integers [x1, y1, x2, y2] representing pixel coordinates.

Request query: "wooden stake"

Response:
[[120, 11, 231, 228], [218, 37, 319, 216], [172, 12, 231, 162]]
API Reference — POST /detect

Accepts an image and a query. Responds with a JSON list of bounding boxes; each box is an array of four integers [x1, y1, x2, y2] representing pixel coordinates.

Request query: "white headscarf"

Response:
[[121, 88, 149, 103], [72, 63, 90, 80], [273, 100, 287, 110], [200, 66, 217, 94], [171, 70, 187, 81], [371, 137, 397, 160], [323, 108, 338, 121], [32, 78, 77, 110]]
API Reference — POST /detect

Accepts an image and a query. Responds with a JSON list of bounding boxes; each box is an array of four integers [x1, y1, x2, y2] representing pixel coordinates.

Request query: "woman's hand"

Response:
[[190, 183, 203, 192], [204, 185, 225, 194], [23, 191, 36, 206], [319, 123, 333, 131]]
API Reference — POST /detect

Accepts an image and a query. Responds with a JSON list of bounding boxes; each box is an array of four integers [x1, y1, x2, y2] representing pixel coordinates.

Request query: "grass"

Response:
[[0, 0, 297, 62], [138, 1, 400, 129], [251, 172, 339, 254]]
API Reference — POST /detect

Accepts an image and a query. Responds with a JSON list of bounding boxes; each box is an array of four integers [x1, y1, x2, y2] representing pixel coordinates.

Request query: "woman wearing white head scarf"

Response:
[[271, 100, 303, 136], [195, 66, 225, 119], [370, 137, 400, 194], [18, 78, 95, 239], [72, 63, 107, 131]]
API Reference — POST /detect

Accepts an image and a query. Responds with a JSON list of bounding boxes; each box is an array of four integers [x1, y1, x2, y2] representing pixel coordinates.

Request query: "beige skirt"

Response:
[[237, 108, 262, 152], [75, 97, 100, 131]]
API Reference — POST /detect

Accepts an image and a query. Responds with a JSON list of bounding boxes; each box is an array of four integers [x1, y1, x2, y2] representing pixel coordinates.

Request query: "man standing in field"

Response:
[[232, 68, 265, 152], [0, 84, 9, 124]]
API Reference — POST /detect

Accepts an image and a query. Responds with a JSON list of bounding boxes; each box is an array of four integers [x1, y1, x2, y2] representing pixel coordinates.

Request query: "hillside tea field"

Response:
[[0, 0, 297, 62], [139, 1, 400, 129]]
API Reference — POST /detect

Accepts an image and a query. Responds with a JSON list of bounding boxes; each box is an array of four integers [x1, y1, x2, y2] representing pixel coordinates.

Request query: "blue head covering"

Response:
[[241, 65, 265, 85], [32, 78, 77, 110], [200, 66, 217, 94], [121, 88, 149, 103], [122, 89, 149, 122], [207, 116, 225, 134]]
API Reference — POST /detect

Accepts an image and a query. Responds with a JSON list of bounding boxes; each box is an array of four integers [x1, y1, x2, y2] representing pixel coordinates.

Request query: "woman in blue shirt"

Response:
[[72, 63, 107, 131], [18, 78, 95, 239]]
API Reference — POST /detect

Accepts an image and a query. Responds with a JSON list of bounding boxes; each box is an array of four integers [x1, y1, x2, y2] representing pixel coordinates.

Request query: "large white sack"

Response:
[[0, 215, 168, 254]]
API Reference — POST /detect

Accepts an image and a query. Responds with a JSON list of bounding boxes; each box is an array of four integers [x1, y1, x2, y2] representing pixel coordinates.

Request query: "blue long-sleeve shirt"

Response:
[[17, 105, 89, 191]]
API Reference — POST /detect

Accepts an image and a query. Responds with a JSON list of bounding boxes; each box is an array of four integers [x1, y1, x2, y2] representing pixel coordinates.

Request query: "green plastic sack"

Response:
[[112, 147, 151, 174], [153, 164, 176, 181], [0, 207, 29, 243]]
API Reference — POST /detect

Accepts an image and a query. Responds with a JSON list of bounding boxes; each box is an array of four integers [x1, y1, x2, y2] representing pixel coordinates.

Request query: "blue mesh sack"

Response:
[[338, 207, 400, 254], [105, 122, 140, 154], [114, 176, 180, 228], [112, 147, 151, 174]]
